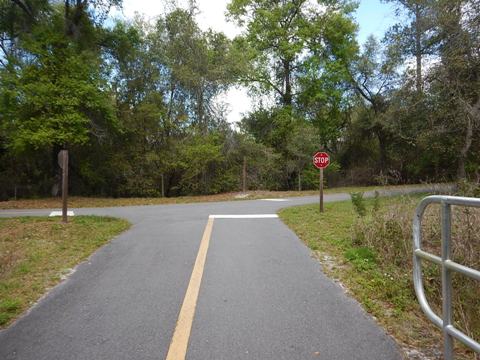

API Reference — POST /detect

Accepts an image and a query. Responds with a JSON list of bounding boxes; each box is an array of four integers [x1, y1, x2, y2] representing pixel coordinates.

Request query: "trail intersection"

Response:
[[0, 190, 421, 360]]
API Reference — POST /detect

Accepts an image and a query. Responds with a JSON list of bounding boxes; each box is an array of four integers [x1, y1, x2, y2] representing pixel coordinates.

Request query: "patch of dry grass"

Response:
[[0, 184, 426, 209], [354, 197, 480, 353], [0, 216, 130, 328]]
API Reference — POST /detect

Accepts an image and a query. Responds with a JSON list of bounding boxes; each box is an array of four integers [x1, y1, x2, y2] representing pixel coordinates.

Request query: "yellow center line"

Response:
[[165, 217, 214, 360]]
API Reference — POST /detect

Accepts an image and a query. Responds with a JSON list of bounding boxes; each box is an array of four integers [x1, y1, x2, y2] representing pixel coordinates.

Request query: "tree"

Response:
[[348, 36, 401, 170], [157, 9, 238, 134], [432, 0, 479, 178], [0, 15, 116, 152], [383, 0, 437, 94], [228, 0, 357, 109], [0, 0, 119, 197], [229, 0, 357, 189]]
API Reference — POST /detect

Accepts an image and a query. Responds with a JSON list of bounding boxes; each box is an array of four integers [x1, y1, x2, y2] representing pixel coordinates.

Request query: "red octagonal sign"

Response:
[[313, 151, 330, 169]]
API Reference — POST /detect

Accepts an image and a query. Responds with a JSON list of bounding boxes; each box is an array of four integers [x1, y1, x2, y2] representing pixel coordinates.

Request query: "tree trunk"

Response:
[[166, 81, 176, 138], [197, 82, 206, 134], [51, 145, 62, 196], [457, 113, 474, 179], [283, 60, 292, 106], [377, 132, 388, 171], [414, 3, 423, 94]]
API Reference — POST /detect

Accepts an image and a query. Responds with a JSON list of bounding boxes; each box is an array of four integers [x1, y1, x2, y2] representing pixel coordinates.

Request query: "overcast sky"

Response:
[[111, 0, 397, 125]]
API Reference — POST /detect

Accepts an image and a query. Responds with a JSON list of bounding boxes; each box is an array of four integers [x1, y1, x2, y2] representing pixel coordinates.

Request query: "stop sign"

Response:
[[313, 151, 330, 169]]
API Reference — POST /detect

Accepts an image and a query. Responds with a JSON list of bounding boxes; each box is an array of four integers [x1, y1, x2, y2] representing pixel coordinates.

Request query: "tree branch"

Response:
[[242, 74, 285, 99], [11, 0, 33, 18]]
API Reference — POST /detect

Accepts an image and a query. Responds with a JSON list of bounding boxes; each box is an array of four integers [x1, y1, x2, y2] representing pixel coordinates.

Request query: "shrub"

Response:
[[350, 192, 366, 217]]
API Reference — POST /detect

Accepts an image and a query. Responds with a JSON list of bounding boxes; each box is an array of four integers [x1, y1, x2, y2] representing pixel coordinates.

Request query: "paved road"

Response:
[[0, 189, 429, 360]]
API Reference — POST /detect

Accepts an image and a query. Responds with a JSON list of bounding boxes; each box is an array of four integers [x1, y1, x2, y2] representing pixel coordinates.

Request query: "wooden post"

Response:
[[242, 156, 247, 193], [61, 150, 69, 223], [319, 168, 324, 213], [161, 174, 165, 198]]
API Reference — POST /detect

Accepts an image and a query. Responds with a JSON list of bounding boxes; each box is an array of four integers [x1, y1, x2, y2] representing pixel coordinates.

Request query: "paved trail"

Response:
[[0, 189, 426, 360]]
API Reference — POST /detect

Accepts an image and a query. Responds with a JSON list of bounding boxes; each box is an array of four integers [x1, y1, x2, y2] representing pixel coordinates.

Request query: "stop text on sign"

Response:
[[313, 151, 330, 169]]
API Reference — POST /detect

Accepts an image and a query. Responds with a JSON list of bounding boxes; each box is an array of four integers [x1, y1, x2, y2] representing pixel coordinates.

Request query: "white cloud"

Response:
[[217, 86, 252, 126], [192, 0, 242, 39]]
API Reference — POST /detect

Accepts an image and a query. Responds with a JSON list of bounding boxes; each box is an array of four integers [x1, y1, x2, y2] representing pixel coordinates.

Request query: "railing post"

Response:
[[414, 196, 480, 358], [441, 201, 454, 360]]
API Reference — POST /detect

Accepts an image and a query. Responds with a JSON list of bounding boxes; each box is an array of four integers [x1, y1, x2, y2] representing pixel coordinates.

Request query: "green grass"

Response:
[[0, 216, 130, 328], [278, 195, 452, 358]]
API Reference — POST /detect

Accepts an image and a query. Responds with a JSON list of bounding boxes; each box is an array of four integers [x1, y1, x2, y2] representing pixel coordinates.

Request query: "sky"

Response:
[[111, 0, 397, 125]]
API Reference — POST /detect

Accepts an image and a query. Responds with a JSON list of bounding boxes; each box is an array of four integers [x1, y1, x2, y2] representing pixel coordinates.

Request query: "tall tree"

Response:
[[432, 0, 480, 178], [383, 0, 436, 94], [0, 15, 116, 152], [228, 0, 357, 109], [229, 0, 357, 188], [348, 36, 401, 170]]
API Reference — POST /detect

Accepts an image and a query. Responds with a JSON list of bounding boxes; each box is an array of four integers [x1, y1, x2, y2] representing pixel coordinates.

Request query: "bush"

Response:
[[350, 192, 367, 217]]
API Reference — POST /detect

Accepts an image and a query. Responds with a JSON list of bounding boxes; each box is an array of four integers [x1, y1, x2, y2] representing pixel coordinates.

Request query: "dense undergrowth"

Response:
[[352, 183, 480, 342]]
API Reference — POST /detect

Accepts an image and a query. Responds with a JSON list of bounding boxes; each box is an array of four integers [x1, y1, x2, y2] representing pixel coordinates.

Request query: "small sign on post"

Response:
[[58, 150, 69, 223], [313, 151, 330, 213]]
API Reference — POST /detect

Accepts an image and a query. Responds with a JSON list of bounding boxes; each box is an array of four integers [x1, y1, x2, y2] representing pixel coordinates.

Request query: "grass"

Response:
[[0, 216, 130, 328], [278, 195, 474, 359], [0, 184, 429, 209]]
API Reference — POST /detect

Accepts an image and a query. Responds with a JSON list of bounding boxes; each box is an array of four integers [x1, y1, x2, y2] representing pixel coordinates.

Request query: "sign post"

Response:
[[58, 150, 69, 223], [313, 151, 330, 213]]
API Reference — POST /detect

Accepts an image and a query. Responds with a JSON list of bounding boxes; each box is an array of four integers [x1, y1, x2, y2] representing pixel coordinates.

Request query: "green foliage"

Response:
[[345, 247, 377, 270], [229, 0, 358, 189], [0, 0, 479, 199], [350, 192, 367, 217], [0, 0, 118, 152], [0, 298, 20, 325]]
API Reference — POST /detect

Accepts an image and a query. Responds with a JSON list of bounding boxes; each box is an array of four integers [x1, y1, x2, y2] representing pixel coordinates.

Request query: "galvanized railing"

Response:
[[413, 195, 480, 359]]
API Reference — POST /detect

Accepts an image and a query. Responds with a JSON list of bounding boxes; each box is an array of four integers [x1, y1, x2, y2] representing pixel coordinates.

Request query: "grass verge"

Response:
[[0, 216, 130, 328], [279, 195, 476, 359], [0, 184, 431, 209]]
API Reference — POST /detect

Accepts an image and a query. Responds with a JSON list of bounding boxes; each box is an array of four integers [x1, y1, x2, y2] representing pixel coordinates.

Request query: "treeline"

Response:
[[0, 0, 478, 199]]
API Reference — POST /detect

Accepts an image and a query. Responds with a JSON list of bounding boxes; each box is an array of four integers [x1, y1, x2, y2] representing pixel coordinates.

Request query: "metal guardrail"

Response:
[[413, 195, 480, 359]]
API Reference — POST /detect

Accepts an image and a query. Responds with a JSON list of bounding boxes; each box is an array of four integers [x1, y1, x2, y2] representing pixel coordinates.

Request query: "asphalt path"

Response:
[[0, 188, 435, 359]]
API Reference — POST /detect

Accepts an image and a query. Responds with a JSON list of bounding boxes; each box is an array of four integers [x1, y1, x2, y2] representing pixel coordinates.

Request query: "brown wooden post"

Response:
[[242, 156, 247, 193], [61, 150, 69, 223], [161, 174, 165, 198], [313, 151, 329, 213], [319, 168, 324, 213]]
